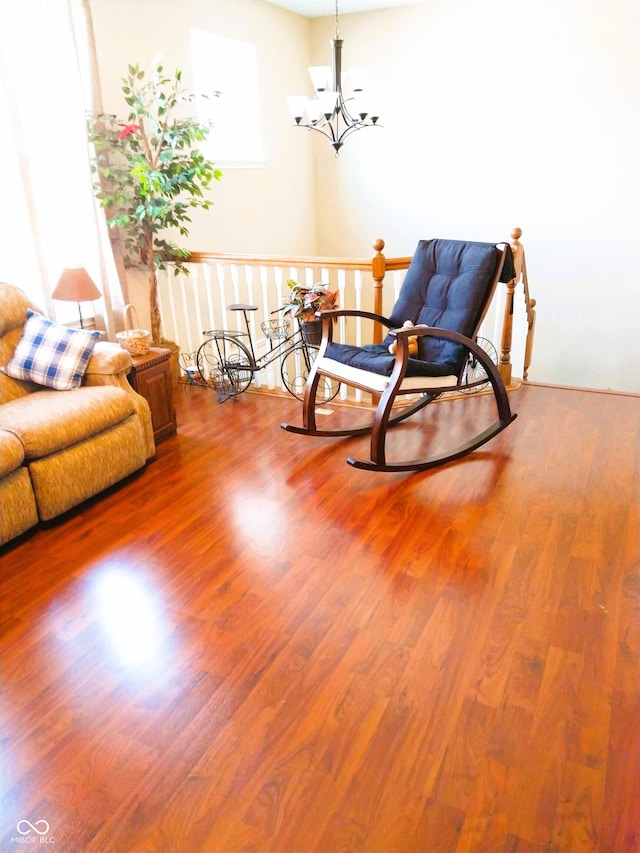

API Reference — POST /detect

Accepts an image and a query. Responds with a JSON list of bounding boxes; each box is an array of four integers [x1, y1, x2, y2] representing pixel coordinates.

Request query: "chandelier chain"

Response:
[[335, 0, 340, 38]]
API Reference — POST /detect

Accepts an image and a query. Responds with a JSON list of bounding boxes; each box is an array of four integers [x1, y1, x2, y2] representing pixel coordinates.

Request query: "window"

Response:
[[190, 29, 265, 169], [0, 0, 117, 325]]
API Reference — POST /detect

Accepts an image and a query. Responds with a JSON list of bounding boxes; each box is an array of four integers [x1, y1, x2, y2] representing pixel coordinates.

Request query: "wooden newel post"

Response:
[[512, 226, 536, 382], [498, 227, 523, 385], [372, 238, 386, 344]]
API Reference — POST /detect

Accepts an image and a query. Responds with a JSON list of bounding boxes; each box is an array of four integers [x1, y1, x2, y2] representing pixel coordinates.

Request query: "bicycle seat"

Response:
[[227, 304, 258, 311]]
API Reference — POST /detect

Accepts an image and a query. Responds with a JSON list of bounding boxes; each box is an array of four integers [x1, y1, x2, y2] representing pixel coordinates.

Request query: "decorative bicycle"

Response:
[[460, 336, 499, 393], [194, 304, 340, 403]]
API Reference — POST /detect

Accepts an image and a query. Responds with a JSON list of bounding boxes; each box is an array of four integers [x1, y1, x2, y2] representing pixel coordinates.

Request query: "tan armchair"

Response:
[[0, 282, 154, 545]]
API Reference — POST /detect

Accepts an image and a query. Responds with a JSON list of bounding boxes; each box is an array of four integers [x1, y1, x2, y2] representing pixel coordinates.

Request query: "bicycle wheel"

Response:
[[196, 334, 253, 402], [461, 336, 498, 393], [280, 343, 340, 402]]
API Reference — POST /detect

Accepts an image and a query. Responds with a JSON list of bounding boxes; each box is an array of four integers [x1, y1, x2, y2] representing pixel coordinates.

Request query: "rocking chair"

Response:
[[281, 238, 517, 473]]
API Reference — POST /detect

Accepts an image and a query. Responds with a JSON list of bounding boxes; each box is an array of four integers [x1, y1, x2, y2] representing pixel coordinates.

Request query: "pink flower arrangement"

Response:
[[280, 279, 338, 322]]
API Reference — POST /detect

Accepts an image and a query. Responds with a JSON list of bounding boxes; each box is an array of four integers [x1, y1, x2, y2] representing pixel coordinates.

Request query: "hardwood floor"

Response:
[[1, 382, 638, 853]]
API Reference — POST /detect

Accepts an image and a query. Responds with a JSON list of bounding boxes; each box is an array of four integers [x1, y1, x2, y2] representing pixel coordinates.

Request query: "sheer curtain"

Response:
[[0, 0, 124, 337]]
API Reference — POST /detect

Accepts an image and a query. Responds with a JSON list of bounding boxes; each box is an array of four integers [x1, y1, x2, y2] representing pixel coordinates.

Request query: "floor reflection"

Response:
[[92, 568, 168, 671]]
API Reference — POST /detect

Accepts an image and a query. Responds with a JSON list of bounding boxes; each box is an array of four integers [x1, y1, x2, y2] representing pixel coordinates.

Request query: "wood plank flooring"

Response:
[[1, 383, 638, 853]]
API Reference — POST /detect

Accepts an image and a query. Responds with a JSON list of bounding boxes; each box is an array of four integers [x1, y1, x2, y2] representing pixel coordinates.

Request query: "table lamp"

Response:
[[52, 267, 102, 328]]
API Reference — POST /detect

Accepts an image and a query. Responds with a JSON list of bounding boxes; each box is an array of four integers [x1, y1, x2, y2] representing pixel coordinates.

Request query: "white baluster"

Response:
[[215, 263, 226, 330], [202, 263, 214, 335], [354, 270, 363, 345], [229, 265, 241, 332], [182, 265, 198, 356], [337, 268, 347, 346]]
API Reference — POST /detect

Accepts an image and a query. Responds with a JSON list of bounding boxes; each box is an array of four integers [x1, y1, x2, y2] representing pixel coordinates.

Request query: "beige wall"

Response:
[[90, 0, 640, 392], [309, 0, 640, 392], [90, 0, 317, 256]]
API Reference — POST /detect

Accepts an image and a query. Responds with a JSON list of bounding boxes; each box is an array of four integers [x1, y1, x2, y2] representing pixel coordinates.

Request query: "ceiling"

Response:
[[264, 0, 432, 18]]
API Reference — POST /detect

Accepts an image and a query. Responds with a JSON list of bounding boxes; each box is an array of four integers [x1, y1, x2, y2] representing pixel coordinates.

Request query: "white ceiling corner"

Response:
[[264, 0, 433, 19]]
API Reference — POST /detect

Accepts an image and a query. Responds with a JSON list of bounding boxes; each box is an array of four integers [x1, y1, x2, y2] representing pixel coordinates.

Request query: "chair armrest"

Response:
[[316, 308, 394, 354], [83, 342, 155, 459], [390, 326, 472, 345], [389, 323, 431, 339], [84, 341, 132, 379], [388, 325, 477, 364], [388, 326, 507, 395], [317, 308, 392, 326]]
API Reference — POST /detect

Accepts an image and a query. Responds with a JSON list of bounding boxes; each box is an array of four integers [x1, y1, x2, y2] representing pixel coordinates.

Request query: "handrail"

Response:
[[188, 247, 413, 271], [189, 242, 413, 348]]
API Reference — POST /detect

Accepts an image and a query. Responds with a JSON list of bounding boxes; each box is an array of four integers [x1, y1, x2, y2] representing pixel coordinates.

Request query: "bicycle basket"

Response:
[[261, 319, 290, 340]]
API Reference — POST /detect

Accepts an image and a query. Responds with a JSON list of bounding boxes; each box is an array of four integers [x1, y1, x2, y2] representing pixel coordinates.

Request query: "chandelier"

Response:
[[286, 0, 381, 155]]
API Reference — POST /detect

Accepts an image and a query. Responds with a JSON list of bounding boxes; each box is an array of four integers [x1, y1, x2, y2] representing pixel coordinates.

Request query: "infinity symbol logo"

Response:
[[16, 820, 50, 835]]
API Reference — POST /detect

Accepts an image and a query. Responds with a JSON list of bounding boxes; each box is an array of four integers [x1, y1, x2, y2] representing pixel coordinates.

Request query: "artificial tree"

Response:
[[88, 61, 221, 343]]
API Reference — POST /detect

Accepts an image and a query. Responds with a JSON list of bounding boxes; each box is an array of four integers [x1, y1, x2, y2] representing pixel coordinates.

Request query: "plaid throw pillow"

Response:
[[3, 310, 101, 391]]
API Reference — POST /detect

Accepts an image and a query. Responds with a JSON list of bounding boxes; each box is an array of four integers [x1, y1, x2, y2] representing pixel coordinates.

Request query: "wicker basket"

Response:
[[116, 305, 151, 356]]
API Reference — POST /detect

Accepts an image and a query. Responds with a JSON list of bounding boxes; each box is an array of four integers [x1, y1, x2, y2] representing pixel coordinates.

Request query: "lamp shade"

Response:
[[52, 267, 101, 302]]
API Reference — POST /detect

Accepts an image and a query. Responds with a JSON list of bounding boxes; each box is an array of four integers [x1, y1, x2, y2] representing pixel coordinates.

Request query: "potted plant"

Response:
[[87, 61, 222, 344], [279, 279, 338, 344]]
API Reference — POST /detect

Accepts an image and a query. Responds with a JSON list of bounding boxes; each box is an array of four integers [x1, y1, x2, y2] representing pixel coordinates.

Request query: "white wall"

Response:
[[90, 0, 640, 392], [309, 0, 640, 392]]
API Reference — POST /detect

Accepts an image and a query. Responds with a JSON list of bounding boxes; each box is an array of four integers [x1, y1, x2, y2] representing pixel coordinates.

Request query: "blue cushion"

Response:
[[325, 342, 456, 377], [3, 310, 101, 390], [324, 240, 501, 378]]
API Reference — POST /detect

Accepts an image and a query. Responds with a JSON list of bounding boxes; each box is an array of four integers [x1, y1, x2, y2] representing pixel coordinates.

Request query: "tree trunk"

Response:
[[146, 229, 162, 343]]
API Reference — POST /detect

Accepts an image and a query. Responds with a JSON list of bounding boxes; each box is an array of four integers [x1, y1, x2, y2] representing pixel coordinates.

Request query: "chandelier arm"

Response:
[[335, 120, 380, 148], [336, 96, 360, 126], [315, 114, 340, 143], [298, 121, 339, 145]]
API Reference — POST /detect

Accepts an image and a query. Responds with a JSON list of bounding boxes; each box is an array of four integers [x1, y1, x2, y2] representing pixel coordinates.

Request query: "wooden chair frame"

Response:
[[281, 243, 517, 473]]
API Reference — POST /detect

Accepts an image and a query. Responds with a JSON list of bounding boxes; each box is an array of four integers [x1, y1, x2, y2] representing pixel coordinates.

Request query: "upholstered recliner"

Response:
[[0, 282, 155, 545]]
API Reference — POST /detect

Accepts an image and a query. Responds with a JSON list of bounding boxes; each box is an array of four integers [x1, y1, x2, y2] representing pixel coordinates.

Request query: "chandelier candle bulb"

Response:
[[347, 68, 367, 92], [309, 66, 330, 91], [286, 96, 308, 123], [319, 90, 339, 116]]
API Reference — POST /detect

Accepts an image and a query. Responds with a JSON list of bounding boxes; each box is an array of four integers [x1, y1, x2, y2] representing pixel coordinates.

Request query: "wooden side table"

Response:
[[127, 347, 177, 444]]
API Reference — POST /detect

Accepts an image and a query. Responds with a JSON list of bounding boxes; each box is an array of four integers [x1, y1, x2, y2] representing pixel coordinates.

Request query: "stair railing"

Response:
[[156, 232, 533, 398]]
